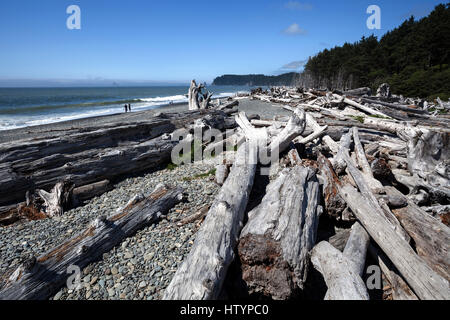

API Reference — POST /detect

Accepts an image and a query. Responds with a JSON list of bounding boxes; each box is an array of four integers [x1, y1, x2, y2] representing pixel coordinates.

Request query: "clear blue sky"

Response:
[[0, 0, 445, 86]]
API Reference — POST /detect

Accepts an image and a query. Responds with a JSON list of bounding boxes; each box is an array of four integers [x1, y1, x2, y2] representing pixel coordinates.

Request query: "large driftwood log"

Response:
[[385, 187, 450, 281], [163, 141, 258, 300], [0, 184, 184, 300], [368, 245, 418, 300], [238, 166, 321, 299], [352, 127, 384, 192], [342, 222, 370, 276], [311, 241, 369, 300], [188, 80, 204, 110], [338, 184, 450, 300]]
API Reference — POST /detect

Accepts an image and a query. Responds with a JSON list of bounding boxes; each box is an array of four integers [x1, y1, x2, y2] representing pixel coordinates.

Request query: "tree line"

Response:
[[212, 73, 300, 86], [302, 3, 450, 100]]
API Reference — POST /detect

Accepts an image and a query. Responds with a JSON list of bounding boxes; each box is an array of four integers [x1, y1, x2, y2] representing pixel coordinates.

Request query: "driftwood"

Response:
[[238, 166, 321, 299], [368, 245, 418, 300], [311, 241, 369, 300], [176, 205, 210, 227], [163, 141, 258, 300], [338, 183, 450, 300], [0, 184, 184, 300], [0, 110, 226, 222], [385, 187, 450, 281]]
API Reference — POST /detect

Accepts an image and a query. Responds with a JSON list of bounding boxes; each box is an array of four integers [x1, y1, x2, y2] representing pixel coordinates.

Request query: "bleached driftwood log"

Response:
[[238, 166, 321, 299], [188, 80, 204, 110], [368, 245, 418, 300], [0, 184, 184, 300], [342, 222, 370, 276], [267, 108, 306, 155], [311, 241, 369, 300], [338, 184, 450, 300], [163, 141, 258, 300], [385, 187, 450, 281], [352, 127, 384, 192]]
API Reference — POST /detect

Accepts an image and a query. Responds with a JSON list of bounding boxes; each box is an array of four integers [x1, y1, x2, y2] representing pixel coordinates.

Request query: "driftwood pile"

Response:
[[165, 83, 449, 300], [0, 81, 449, 300]]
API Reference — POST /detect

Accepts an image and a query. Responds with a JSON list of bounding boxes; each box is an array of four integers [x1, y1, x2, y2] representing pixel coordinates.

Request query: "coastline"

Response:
[[0, 98, 292, 144]]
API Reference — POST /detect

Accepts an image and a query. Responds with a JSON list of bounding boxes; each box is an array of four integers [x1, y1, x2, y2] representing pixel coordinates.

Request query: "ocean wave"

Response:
[[0, 90, 245, 131]]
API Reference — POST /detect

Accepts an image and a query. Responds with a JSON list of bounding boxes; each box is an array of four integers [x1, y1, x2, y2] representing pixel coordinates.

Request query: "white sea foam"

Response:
[[0, 90, 246, 131]]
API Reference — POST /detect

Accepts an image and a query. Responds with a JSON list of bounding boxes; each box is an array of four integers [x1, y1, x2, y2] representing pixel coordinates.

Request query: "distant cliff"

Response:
[[212, 73, 300, 86]]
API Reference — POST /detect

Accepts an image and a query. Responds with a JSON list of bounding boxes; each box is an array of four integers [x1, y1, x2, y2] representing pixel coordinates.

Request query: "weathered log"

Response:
[[176, 205, 210, 227], [311, 241, 369, 300], [217, 100, 239, 110], [368, 245, 418, 300], [238, 166, 321, 299], [0, 184, 184, 300], [188, 80, 205, 110], [385, 187, 450, 281], [163, 141, 258, 300], [343, 87, 372, 96], [338, 183, 450, 299], [72, 180, 113, 205], [361, 98, 427, 115], [352, 127, 384, 192], [342, 222, 370, 276], [317, 153, 346, 219], [327, 228, 351, 252]]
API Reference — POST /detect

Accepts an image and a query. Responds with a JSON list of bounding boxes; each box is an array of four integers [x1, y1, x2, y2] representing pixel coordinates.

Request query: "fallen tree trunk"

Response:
[[385, 187, 450, 281], [368, 245, 419, 300], [0, 184, 184, 300], [311, 241, 369, 300], [238, 166, 321, 299], [338, 183, 450, 299], [163, 140, 258, 300]]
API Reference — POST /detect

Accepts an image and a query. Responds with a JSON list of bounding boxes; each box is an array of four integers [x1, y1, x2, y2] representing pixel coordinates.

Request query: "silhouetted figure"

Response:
[[124, 104, 128, 113], [128, 104, 132, 112]]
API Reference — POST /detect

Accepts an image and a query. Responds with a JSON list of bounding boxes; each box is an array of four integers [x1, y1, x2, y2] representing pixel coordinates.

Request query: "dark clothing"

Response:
[[124, 105, 127, 112]]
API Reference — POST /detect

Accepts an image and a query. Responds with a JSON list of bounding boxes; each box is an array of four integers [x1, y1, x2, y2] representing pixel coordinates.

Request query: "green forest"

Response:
[[212, 72, 299, 86], [303, 3, 450, 100]]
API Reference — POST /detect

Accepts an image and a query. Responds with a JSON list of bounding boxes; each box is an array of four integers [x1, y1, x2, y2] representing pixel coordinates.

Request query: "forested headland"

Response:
[[214, 4, 450, 100], [301, 3, 450, 100]]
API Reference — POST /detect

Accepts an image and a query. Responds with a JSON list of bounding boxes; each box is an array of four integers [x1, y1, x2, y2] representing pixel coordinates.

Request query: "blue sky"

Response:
[[0, 0, 445, 86]]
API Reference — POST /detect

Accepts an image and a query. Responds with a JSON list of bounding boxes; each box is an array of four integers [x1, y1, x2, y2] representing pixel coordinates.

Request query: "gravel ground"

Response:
[[0, 161, 220, 300]]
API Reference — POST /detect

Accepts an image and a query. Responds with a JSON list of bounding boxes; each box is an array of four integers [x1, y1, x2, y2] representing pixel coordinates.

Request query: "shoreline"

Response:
[[0, 98, 293, 144], [0, 102, 190, 144]]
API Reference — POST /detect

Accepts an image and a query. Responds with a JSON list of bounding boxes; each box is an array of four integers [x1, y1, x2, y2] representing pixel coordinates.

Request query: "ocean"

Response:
[[0, 85, 251, 131]]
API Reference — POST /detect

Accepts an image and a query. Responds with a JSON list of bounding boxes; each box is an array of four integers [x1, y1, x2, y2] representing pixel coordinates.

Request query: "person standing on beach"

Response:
[[124, 104, 128, 113], [128, 104, 132, 112]]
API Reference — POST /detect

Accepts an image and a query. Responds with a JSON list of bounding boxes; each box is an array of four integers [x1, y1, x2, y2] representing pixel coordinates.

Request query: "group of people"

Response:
[[124, 104, 132, 113]]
